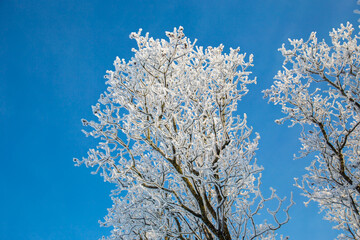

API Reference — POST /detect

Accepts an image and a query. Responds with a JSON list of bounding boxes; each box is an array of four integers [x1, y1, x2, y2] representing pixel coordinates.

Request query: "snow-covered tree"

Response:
[[264, 23, 360, 239], [75, 27, 292, 240]]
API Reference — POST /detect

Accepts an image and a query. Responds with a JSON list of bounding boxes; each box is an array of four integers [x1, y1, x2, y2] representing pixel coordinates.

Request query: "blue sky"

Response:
[[1, 0, 358, 239]]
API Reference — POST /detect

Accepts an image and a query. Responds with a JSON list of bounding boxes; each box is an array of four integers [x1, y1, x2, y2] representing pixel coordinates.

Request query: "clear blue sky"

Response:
[[1, 0, 358, 239]]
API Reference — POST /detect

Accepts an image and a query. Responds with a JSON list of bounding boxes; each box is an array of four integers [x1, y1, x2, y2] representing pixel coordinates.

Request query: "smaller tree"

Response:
[[264, 23, 360, 239], [75, 27, 292, 240]]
